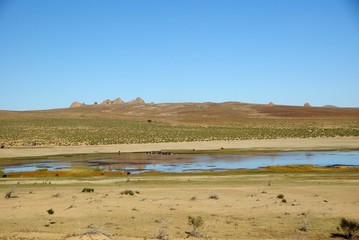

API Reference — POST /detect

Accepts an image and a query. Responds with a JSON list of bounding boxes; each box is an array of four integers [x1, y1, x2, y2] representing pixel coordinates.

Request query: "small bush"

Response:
[[155, 218, 169, 240], [186, 215, 204, 238], [5, 190, 14, 199], [281, 199, 287, 203], [47, 208, 54, 215], [338, 218, 359, 239], [209, 194, 219, 200], [121, 190, 134, 195], [299, 214, 309, 232], [82, 188, 94, 193], [120, 190, 139, 195], [277, 194, 284, 199]]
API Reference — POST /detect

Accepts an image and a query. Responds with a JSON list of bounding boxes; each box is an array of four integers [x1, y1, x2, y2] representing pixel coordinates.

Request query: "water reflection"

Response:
[[2, 151, 359, 174]]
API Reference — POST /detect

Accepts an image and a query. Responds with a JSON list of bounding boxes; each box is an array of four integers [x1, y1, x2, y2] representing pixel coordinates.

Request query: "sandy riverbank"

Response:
[[1, 137, 359, 158]]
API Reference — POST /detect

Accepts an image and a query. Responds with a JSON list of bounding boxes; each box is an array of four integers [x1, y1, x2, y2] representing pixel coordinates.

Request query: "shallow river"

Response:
[[2, 151, 359, 174]]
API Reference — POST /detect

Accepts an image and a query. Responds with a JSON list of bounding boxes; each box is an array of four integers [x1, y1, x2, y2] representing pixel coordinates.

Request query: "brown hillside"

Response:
[[1, 102, 358, 125]]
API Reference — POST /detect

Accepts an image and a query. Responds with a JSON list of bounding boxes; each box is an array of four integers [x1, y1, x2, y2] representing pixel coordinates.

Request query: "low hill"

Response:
[[2, 101, 358, 124], [0, 101, 358, 146]]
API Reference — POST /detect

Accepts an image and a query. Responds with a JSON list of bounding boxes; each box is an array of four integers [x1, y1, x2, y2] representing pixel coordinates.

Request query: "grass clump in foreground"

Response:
[[47, 208, 54, 215], [332, 218, 359, 239], [5, 190, 14, 199], [186, 216, 205, 238], [277, 194, 284, 199], [120, 190, 140, 196], [208, 193, 219, 200]]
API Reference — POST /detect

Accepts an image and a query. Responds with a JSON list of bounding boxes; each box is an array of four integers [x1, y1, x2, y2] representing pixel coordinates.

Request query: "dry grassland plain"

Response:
[[1, 171, 359, 240]]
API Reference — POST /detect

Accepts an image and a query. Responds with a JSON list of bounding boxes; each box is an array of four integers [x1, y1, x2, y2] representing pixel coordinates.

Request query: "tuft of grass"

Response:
[[5, 190, 14, 199], [186, 215, 205, 238], [277, 194, 284, 199], [47, 208, 54, 215], [155, 218, 169, 240], [82, 188, 94, 193], [299, 213, 309, 232], [51, 193, 61, 198], [209, 194, 219, 200], [337, 218, 359, 239], [120, 190, 140, 196]]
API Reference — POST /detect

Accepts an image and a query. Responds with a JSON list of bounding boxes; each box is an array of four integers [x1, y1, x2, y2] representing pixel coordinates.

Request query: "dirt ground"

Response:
[[1, 137, 359, 158], [0, 172, 358, 240]]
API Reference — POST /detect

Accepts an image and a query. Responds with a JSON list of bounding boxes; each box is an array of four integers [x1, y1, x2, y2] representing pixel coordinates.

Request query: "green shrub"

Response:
[[339, 218, 359, 239]]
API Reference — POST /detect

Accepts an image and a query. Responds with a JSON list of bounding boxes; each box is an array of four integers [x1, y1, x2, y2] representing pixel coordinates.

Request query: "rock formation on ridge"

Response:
[[69, 101, 85, 108]]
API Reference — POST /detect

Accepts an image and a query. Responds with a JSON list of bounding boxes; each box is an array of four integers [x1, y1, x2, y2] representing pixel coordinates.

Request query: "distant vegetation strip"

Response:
[[0, 118, 358, 146]]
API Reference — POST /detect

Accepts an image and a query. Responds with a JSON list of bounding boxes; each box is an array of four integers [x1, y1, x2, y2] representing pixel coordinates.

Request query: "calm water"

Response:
[[2, 151, 359, 173]]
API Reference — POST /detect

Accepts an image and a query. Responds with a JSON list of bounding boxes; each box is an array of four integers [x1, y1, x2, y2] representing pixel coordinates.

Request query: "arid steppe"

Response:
[[1, 101, 359, 239], [1, 170, 359, 240]]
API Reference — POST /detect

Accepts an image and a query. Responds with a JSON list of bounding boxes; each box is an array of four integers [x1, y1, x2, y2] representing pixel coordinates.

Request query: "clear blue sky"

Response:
[[0, 0, 358, 110]]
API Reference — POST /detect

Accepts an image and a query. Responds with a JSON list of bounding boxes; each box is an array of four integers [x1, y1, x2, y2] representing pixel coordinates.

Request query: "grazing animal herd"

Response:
[[146, 151, 174, 155]]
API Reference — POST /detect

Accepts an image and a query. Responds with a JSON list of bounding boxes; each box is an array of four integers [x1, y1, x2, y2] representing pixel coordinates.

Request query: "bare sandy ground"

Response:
[[0, 173, 358, 240], [1, 137, 359, 158]]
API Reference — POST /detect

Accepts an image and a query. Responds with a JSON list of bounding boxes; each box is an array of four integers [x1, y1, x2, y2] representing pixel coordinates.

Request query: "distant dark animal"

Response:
[[2, 175, 7, 178], [127, 172, 131, 176], [0, 144, 4, 149], [55, 173, 59, 177], [146, 150, 173, 155], [82, 188, 94, 193]]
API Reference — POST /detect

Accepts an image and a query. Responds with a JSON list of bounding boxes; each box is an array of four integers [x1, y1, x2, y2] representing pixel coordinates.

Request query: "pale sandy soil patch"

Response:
[[0, 173, 358, 239], [1, 137, 359, 158]]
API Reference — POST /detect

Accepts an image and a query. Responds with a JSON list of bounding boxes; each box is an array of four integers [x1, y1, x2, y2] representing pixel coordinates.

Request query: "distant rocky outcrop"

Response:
[[128, 97, 145, 105], [68, 97, 148, 108], [101, 99, 113, 105], [74, 97, 145, 107], [112, 97, 124, 104], [99, 97, 124, 106], [69, 101, 85, 108], [304, 103, 311, 108], [268, 102, 275, 107]]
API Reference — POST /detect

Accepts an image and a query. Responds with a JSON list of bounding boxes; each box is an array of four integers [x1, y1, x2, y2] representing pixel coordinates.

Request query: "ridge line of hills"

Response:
[[69, 97, 341, 109], [1, 98, 358, 125]]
